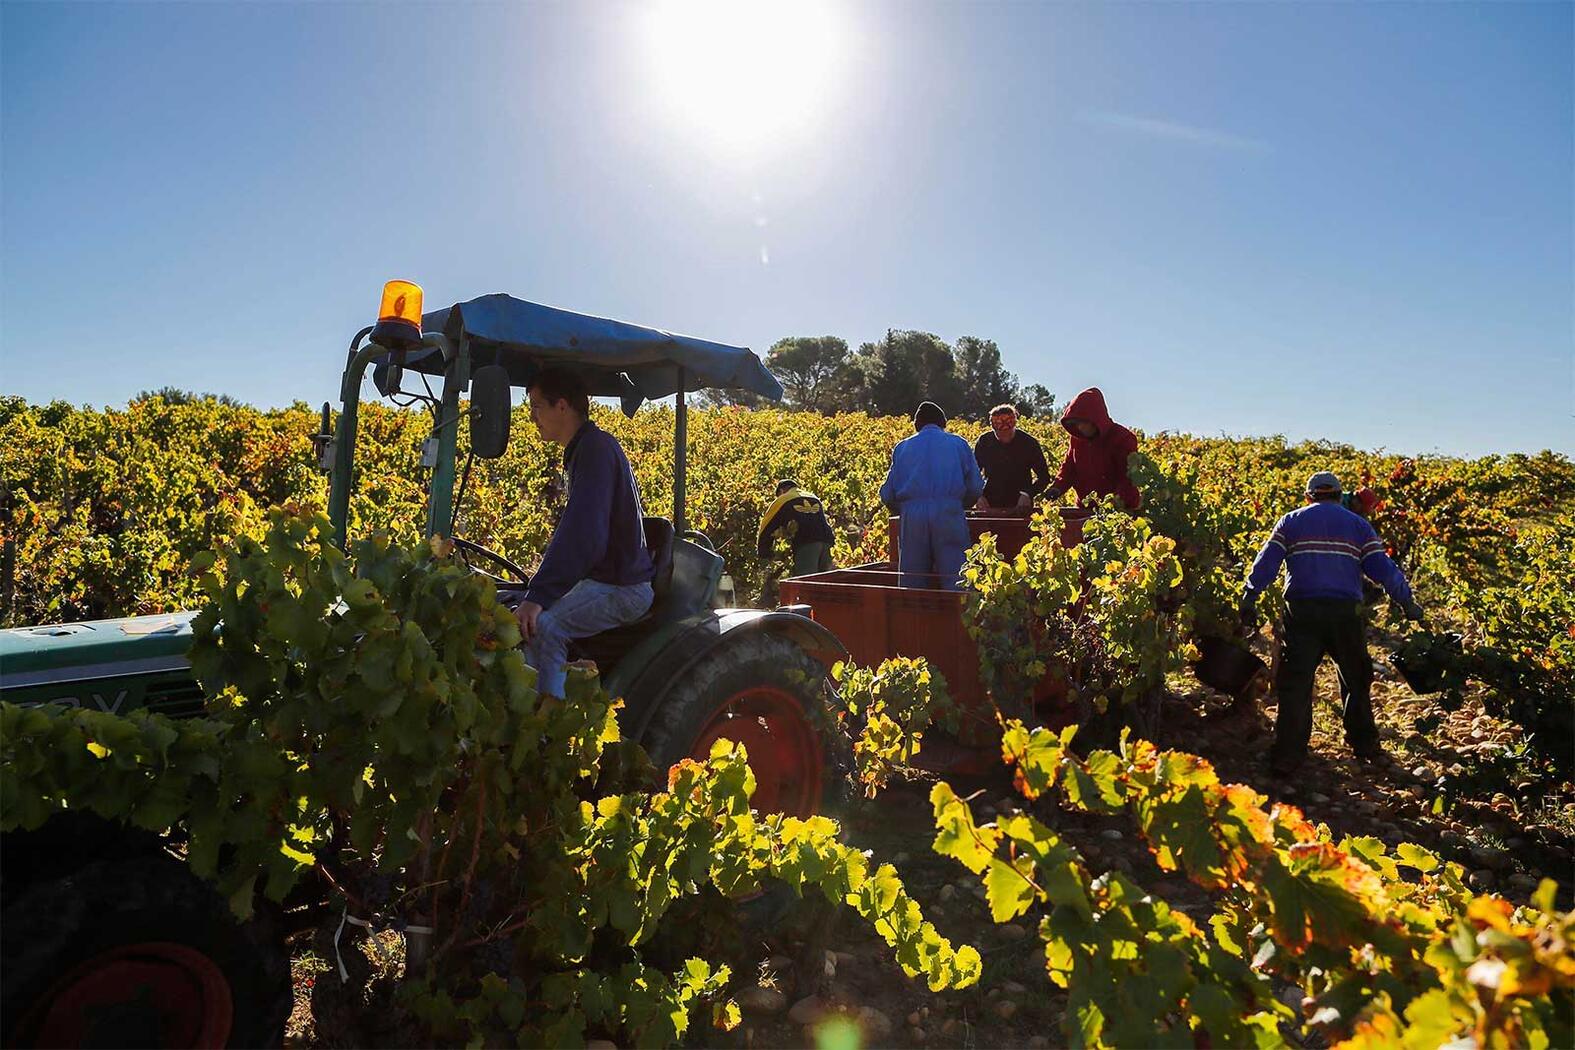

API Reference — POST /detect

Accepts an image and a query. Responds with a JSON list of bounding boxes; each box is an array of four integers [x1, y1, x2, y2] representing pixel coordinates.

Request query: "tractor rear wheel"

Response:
[[640, 633, 842, 818], [1, 853, 291, 1049]]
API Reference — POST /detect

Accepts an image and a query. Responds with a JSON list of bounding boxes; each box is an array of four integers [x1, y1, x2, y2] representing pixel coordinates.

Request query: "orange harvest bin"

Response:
[[781, 508, 1090, 758]]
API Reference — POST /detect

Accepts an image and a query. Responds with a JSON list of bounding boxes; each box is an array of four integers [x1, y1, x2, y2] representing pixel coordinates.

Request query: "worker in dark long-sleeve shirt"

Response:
[[973, 403, 1051, 510], [517, 368, 655, 699], [1240, 471, 1423, 775]]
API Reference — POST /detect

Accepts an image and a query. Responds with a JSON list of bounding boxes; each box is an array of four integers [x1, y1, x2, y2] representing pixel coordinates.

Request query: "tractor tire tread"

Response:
[[0, 852, 291, 1049], [640, 632, 850, 813]]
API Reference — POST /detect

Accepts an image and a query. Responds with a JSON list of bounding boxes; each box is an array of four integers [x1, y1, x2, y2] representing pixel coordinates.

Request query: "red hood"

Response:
[[1051, 386, 1140, 509], [1063, 387, 1115, 438]]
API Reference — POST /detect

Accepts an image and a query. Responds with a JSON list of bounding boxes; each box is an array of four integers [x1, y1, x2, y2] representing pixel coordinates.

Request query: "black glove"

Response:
[[1403, 599, 1426, 624], [1044, 483, 1067, 502], [1238, 593, 1259, 635]]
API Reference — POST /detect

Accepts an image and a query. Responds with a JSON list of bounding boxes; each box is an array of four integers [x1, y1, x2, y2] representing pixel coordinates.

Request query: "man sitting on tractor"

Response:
[[758, 479, 837, 578], [1239, 471, 1424, 776], [973, 403, 1052, 510], [1044, 387, 1143, 510], [514, 367, 656, 699], [880, 401, 985, 590]]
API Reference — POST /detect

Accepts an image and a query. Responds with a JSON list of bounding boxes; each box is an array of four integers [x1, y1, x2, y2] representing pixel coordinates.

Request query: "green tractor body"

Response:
[[0, 613, 202, 716]]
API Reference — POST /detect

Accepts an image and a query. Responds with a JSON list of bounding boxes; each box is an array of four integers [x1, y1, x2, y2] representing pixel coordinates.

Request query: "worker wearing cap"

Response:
[[1240, 471, 1423, 775], [758, 479, 837, 577], [880, 402, 984, 589]]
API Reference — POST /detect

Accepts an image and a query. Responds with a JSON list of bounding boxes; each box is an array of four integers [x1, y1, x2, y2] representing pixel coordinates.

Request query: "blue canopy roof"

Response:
[[392, 293, 782, 415]]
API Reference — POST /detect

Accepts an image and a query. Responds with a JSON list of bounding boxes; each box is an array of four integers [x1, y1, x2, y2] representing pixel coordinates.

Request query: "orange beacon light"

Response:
[[371, 279, 424, 350]]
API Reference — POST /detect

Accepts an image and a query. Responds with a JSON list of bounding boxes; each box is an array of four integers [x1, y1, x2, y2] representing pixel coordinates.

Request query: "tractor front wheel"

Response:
[[1, 853, 291, 1049], [641, 633, 841, 818]]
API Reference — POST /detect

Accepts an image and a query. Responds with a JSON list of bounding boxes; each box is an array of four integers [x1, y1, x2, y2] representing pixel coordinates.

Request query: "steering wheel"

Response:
[[681, 529, 716, 552], [451, 537, 531, 588]]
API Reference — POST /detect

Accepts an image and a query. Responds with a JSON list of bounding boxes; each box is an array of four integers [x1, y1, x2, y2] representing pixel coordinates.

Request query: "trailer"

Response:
[[780, 506, 1091, 760], [884, 507, 1088, 573]]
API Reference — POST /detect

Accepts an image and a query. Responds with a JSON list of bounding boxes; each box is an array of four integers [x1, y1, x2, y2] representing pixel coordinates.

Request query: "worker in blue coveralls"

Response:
[[879, 401, 984, 589], [1240, 471, 1423, 776]]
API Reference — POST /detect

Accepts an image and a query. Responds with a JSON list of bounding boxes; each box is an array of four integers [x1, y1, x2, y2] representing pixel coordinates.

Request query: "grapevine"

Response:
[[3, 396, 1572, 1045], [2, 511, 979, 1046], [928, 719, 1572, 1048]]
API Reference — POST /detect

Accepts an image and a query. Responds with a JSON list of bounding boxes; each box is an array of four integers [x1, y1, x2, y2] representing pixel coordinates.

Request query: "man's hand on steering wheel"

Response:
[[515, 600, 542, 642]]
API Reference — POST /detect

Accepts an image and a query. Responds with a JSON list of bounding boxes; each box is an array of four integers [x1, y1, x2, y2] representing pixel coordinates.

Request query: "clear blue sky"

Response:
[[3, 1, 1570, 456]]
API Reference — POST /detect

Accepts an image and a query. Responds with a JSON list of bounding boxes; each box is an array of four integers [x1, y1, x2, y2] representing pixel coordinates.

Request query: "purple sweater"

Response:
[[524, 421, 655, 609], [1246, 501, 1412, 604]]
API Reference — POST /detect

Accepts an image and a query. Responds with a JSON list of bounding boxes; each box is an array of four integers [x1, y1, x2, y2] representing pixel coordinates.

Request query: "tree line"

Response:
[[700, 330, 1059, 419]]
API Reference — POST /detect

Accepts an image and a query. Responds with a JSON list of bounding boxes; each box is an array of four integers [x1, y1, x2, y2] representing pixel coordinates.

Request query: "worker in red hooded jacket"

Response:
[[1044, 388, 1142, 510]]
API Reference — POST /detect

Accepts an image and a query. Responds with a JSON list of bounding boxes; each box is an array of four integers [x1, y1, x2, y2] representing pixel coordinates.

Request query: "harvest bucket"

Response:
[[1390, 631, 1464, 695], [1193, 635, 1267, 698]]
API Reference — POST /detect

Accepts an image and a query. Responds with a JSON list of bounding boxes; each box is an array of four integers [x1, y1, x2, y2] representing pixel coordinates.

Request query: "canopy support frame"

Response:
[[673, 367, 687, 536], [328, 331, 379, 551], [424, 333, 470, 541]]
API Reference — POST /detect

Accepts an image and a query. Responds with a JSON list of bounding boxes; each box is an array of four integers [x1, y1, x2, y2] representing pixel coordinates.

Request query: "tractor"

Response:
[[0, 282, 845, 1047]]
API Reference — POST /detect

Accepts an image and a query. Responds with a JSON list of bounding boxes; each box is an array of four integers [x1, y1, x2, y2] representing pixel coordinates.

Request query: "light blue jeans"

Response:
[[527, 579, 654, 698]]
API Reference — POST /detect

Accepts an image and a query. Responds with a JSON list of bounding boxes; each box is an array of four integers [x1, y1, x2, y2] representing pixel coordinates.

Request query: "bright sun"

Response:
[[641, 1, 850, 161]]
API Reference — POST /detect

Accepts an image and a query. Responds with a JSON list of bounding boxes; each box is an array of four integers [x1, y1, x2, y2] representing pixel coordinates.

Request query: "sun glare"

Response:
[[642, 1, 849, 161]]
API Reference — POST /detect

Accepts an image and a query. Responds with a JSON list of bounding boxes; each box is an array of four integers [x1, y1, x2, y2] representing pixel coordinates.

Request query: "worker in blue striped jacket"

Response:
[[1239, 471, 1424, 776]]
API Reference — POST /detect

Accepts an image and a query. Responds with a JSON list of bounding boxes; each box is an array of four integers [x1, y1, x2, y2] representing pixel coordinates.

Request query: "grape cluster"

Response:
[[363, 870, 395, 911], [472, 937, 513, 978], [462, 876, 495, 925]]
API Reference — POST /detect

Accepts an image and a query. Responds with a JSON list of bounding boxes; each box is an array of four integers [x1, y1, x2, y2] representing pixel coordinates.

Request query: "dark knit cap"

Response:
[[913, 401, 947, 431]]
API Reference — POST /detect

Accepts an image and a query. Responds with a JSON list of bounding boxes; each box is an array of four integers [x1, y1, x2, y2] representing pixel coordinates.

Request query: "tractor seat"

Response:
[[567, 516, 677, 671], [643, 515, 676, 603]]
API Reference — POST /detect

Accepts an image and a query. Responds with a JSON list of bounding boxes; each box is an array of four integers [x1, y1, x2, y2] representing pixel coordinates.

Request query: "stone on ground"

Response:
[[738, 985, 788, 1015], [788, 995, 828, 1025], [857, 1006, 893, 1039]]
